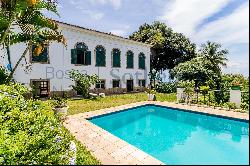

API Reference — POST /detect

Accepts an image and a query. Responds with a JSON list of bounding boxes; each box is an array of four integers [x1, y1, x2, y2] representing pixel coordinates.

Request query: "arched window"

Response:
[[95, 45, 106, 67], [112, 48, 121, 67], [138, 52, 146, 69], [71, 42, 91, 65], [126, 50, 134, 68]]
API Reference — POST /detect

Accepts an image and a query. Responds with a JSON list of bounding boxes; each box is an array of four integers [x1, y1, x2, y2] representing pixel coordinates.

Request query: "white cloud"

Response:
[[159, 0, 231, 36], [193, 2, 249, 46], [226, 61, 242, 68], [74, 6, 105, 20], [71, 0, 123, 10], [222, 60, 249, 75], [91, 12, 105, 20], [69, 0, 123, 20], [108, 0, 122, 10], [159, 0, 249, 76], [193, 2, 249, 76], [110, 25, 130, 37], [110, 29, 127, 36]]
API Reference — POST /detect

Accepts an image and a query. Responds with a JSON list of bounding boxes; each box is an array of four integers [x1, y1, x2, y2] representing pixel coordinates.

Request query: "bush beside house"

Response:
[[0, 83, 100, 165]]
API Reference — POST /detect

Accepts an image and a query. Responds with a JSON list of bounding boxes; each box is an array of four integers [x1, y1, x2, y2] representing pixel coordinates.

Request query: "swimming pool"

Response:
[[89, 104, 249, 165]]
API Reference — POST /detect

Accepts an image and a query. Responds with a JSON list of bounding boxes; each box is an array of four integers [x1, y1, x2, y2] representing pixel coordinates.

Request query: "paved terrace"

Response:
[[64, 101, 249, 165]]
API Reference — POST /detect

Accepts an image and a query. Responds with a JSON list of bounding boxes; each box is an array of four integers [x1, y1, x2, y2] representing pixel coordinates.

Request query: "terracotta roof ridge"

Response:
[[53, 20, 152, 47]]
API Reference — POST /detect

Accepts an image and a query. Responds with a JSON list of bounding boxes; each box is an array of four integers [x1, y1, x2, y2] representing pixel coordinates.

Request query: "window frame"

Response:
[[112, 79, 121, 88], [126, 50, 134, 69], [74, 42, 90, 66], [111, 48, 121, 68], [30, 79, 50, 97], [30, 43, 50, 64], [95, 79, 106, 89], [95, 45, 106, 67], [138, 52, 146, 70], [138, 79, 146, 87]]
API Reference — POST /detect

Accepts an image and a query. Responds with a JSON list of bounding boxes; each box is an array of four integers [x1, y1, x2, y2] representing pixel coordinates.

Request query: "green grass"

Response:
[[68, 93, 176, 115]]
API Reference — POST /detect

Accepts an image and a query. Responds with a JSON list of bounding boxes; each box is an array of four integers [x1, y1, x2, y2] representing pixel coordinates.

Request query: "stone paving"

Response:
[[63, 101, 249, 165]]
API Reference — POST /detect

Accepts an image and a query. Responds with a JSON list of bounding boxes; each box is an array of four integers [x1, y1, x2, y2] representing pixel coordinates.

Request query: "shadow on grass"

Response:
[[69, 97, 101, 101]]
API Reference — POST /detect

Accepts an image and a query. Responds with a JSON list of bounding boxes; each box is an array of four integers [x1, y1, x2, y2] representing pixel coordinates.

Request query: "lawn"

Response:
[[68, 92, 176, 115]]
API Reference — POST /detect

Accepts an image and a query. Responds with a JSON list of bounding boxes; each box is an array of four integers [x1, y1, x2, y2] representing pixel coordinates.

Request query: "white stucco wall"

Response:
[[0, 22, 151, 92], [230, 90, 241, 108]]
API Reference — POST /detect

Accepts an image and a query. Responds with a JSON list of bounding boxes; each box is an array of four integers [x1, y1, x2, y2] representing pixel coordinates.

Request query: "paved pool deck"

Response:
[[63, 101, 249, 165]]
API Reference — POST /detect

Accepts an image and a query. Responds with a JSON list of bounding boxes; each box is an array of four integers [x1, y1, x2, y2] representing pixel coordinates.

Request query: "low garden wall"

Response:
[[25, 87, 147, 98]]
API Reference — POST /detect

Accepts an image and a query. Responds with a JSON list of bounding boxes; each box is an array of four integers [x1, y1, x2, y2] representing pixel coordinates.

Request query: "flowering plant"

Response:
[[231, 80, 241, 87]]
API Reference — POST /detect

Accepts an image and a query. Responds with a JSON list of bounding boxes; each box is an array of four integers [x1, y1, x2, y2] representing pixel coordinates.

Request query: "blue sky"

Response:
[[47, 0, 249, 77]]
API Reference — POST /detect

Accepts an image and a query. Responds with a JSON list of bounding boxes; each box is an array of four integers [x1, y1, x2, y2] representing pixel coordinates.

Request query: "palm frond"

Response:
[[35, 0, 59, 15], [9, 33, 33, 45], [38, 29, 66, 45], [0, 15, 9, 31]]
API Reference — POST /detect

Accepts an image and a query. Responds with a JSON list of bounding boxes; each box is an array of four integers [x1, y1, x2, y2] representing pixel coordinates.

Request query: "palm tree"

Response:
[[199, 41, 228, 89], [0, 0, 66, 82]]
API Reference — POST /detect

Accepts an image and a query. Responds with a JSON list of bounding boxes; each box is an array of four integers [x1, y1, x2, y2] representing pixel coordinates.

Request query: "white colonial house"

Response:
[[0, 21, 152, 97]]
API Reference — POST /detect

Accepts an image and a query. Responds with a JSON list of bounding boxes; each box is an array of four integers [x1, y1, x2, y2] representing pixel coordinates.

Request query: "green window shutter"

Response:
[[32, 45, 48, 63], [113, 50, 120, 67], [139, 57, 141, 69], [71, 49, 77, 64], [96, 51, 101, 66], [85, 51, 91, 65], [139, 55, 145, 69], [96, 47, 106, 66], [101, 51, 106, 66], [127, 53, 134, 68]]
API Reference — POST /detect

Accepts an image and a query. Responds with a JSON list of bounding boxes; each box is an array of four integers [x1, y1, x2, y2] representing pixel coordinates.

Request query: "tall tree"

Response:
[[129, 21, 196, 71], [170, 41, 229, 89], [169, 57, 217, 87], [198, 41, 228, 89], [0, 0, 66, 82]]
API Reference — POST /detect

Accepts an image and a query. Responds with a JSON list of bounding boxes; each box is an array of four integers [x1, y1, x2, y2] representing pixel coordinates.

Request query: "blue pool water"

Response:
[[89, 104, 249, 165]]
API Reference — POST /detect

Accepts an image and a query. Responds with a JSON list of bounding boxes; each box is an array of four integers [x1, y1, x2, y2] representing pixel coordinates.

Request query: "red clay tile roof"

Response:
[[55, 20, 152, 47]]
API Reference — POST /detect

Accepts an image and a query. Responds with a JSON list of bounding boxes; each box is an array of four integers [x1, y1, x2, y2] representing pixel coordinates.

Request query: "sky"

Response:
[[47, 0, 249, 78]]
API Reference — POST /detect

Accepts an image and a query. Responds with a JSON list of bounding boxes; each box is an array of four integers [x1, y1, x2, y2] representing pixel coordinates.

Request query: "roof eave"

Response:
[[55, 20, 153, 48]]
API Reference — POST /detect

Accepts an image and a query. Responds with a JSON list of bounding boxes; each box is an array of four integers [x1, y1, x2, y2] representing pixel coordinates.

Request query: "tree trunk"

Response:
[[6, 45, 30, 82], [6, 45, 12, 71]]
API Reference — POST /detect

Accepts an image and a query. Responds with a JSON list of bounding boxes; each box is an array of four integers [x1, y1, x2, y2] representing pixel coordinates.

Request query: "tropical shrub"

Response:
[[0, 83, 71, 164], [182, 81, 195, 104], [200, 86, 209, 95], [51, 96, 67, 108], [0, 83, 99, 165], [241, 103, 249, 111], [69, 70, 99, 99], [0, 66, 8, 84], [213, 90, 230, 104], [223, 102, 237, 110], [145, 88, 156, 94], [221, 74, 248, 90], [155, 82, 177, 93], [199, 86, 210, 104], [241, 92, 249, 111], [177, 80, 187, 88]]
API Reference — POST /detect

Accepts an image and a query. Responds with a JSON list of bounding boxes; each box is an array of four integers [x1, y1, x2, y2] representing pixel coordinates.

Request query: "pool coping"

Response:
[[63, 101, 249, 165]]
